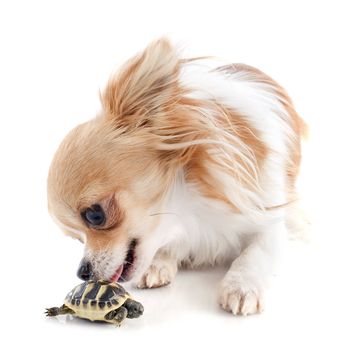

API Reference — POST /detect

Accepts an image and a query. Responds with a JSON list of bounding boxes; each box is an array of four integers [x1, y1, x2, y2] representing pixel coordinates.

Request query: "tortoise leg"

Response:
[[45, 304, 74, 317], [113, 306, 128, 327]]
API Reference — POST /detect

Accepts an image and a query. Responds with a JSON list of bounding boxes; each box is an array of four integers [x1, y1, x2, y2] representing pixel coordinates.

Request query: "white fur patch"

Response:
[[151, 172, 262, 267], [180, 61, 294, 156], [179, 60, 294, 211]]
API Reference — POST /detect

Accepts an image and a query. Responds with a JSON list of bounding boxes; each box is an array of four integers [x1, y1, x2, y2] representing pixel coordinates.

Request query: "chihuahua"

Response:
[[48, 39, 306, 315]]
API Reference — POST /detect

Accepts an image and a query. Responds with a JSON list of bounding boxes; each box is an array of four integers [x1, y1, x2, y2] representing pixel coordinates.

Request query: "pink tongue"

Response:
[[111, 265, 124, 282]]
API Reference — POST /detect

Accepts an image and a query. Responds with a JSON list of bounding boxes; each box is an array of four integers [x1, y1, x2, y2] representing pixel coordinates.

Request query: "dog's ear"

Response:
[[101, 38, 180, 128], [101, 39, 209, 167]]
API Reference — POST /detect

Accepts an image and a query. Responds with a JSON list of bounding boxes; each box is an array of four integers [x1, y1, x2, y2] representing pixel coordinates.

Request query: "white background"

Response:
[[1, 0, 349, 349]]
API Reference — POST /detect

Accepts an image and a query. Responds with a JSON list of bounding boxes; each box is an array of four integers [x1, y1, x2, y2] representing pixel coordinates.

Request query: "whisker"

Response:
[[117, 275, 127, 282], [149, 211, 178, 217]]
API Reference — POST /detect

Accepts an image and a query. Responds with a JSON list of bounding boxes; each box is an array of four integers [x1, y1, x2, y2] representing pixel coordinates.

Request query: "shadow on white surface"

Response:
[[42, 240, 342, 332]]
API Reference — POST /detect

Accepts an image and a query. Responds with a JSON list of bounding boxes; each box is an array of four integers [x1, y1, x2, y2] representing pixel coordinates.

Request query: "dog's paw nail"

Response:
[[137, 262, 176, 289], [219, 283, 264, 316]]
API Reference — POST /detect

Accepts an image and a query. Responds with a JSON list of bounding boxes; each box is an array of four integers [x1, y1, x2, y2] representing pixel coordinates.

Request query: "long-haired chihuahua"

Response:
[[47, 38, 306, 315]]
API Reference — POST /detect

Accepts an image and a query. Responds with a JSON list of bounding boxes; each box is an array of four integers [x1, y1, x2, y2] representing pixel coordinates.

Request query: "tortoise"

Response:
[[45, 280, 144, 326]]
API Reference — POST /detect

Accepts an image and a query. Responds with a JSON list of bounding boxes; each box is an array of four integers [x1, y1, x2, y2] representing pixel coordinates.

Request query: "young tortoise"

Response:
[[45, 280, 144, 326]]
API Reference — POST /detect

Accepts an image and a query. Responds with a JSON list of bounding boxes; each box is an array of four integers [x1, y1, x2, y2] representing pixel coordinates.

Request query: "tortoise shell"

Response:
[[64, 280, 131, 322]]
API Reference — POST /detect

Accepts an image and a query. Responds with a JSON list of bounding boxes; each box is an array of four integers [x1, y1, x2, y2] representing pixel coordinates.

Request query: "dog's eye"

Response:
[[81, 204, 106, 228]]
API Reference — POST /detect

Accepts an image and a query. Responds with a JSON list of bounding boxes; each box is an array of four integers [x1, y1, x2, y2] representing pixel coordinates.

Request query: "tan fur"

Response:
[[48, 38, 304, 259], [184, 103, 268, 211], [47, 117, 169, 251], [99, 40, 268, 213], [217, 63, 307, 200]]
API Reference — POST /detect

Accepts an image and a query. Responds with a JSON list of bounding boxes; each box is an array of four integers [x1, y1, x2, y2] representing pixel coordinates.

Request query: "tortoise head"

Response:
[[124, 300, 144, 319]]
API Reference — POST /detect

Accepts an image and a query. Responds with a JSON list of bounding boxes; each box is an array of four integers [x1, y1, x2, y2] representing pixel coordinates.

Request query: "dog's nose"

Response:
[[77, 259, 93, 281]]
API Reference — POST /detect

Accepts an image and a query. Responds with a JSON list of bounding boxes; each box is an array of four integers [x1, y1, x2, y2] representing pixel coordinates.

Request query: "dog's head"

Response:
[[47, 39, 201, 283]]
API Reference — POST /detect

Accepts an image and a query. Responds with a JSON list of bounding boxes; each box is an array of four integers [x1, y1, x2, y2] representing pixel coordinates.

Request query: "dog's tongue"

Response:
[[111, 265, 124, 282]]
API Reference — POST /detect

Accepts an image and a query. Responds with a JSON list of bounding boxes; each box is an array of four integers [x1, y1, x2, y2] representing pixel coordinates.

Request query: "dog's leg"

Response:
[[219, 221, 286, 315], [137, 250, 178, 289]]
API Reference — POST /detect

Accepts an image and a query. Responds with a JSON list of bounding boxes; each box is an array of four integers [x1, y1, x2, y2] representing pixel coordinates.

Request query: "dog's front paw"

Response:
[[218, 278, 264, 316], [137, 258, 177, 289]]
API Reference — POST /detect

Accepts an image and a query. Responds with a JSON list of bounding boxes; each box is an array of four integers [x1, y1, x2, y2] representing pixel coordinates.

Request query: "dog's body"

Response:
[[48, 39, 306, 315]]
